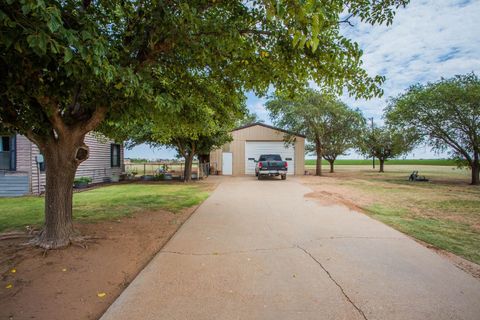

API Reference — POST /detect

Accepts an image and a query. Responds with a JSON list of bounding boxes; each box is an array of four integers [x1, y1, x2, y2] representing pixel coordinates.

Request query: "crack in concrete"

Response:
[[161, 245, 297, 256], [301, 236, 405, 243], [296, 245, 368, 320]]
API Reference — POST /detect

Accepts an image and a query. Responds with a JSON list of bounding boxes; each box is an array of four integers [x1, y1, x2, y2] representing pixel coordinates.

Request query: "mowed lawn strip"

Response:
[[305, 159, 457, 166], [302, 165, 480, 265], [0, 184, 210, 232]]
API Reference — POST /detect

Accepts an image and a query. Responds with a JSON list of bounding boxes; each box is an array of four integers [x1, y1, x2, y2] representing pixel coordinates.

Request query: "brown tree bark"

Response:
[[183, 152, 195, 182], [471, 154, 479, 185], [31, 132, 90, 248], [379, 158, 385, 173], [26, 103, 107, 249], [328, 160, 335, 173], [315, 144, 322, 176]]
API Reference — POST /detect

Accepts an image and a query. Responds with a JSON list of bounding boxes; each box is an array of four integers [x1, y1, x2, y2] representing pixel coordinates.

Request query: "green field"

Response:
[[305, 159, 456, 166], [0, 184, 210, 232]]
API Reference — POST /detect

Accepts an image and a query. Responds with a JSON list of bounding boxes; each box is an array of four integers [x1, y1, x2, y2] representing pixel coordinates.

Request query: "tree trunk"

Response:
[[328, 160, 335, 173], [315, 145, 322, 176], [31, 133, 90, 249], [183, 152, 195, 182], [471, 155, 479, 185], [379, 158, 385, 173]]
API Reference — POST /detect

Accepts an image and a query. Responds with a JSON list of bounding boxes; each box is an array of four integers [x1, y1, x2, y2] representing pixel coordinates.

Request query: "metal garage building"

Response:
[[210, 123, 305, 176]]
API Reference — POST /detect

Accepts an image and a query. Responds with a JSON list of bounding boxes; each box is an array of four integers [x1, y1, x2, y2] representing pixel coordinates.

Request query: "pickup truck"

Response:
[[255, 154, 288, 180]]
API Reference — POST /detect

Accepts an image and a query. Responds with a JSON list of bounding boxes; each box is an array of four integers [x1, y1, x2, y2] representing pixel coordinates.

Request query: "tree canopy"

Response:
[[0, 0, 409, 248], [266, 89, 363, 175], [357, 125, 417, 172], [386, 73, 480, 184], [320, 106, 365, 173], [236, 110, 264, 127]]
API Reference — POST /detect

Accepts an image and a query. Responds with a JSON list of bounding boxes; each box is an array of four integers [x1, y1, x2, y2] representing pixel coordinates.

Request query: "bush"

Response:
[[74, 177, 92, 184], [154, 173, 165, 180]]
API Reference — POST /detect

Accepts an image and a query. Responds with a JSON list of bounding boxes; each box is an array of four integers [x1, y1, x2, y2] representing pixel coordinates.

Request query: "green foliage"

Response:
[[386, 73, 480, 184], [236, 110, 264, 127], [266, 89, 365, 173], [1, 0, 409, 138], [129, 158, 149, 164], [0, 184, 210, 232], [357, 125, 417, 170], [74, 176, 92, 184]]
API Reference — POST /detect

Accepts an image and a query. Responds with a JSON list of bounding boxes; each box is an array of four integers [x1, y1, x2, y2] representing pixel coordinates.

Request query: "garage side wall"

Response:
[[294, 137, 305, 175], [210, 125, 305, 176]]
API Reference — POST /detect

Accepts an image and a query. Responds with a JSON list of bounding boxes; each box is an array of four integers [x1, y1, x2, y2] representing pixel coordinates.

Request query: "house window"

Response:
[[111, 144, 121, 168], [0, 135, 16, 171]]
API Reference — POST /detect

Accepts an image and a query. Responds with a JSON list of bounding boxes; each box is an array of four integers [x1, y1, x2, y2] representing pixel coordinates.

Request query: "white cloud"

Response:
[[340, 0, 480, 119], [250, 0, 480, 158]]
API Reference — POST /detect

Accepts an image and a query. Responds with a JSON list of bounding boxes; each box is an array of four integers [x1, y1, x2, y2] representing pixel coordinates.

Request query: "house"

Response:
[[209, 123, 305, 176], [0, 133, 124, 197]]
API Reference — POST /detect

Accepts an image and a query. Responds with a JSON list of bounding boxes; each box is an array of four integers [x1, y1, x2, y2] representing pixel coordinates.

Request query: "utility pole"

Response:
[[370, 117, 375, 169]]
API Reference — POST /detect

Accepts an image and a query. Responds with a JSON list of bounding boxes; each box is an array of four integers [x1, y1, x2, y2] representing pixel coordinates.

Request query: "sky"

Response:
[[126, 0, 480, 160]]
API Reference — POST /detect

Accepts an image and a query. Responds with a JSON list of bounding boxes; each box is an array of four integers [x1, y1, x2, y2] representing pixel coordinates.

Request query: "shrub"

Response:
[[74, 177, 92, 184]]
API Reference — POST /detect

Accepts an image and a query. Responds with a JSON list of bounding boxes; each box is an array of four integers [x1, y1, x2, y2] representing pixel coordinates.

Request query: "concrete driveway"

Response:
[[101, 177, 480, 320]]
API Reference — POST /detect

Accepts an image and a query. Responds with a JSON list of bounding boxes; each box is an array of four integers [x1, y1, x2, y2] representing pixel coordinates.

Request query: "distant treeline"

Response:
[[128, 158, 150, 163], [304, 159, 456, 166]]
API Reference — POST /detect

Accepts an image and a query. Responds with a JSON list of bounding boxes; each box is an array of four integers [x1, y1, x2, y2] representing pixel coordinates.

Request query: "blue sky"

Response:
[[126, 0, 480, 160]]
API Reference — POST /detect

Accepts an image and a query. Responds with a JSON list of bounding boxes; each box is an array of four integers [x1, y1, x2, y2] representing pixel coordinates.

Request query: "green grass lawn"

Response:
[[305, 159, 456, 166], [0, 184, 210, 232], [302, 165, 480, 264]]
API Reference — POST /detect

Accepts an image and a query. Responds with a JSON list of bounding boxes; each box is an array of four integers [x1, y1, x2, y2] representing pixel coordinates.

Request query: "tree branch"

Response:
[[79, 106, 108, 134], [36, 96, 67, 136]]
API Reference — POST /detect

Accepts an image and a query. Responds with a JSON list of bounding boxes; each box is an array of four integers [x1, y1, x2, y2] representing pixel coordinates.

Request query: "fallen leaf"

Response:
[[5, 284, 13, 289], [62, 268, 67, 272], [11, 269, 16, 273], [97, 292, 106, 298]]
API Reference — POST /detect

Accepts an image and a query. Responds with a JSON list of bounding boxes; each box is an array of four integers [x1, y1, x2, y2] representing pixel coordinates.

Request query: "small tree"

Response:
[[267, 90, 363, 175], [168, 130, 233, 182], [318, 106, 365, 173], [386, 73, 480, 185], [358, 126, 417, 172]]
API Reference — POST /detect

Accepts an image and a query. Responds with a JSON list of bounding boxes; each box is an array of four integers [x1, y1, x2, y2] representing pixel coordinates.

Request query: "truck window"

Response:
[[259, 155, 282, 161]]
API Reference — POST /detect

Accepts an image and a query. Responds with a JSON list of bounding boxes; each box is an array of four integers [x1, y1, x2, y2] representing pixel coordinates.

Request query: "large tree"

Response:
[[386, 73, 480, 185], [114, 71, 245, 182], [266, 89, 363, 175], [357, 125, 417, 173], [0, 0, 408, 248]]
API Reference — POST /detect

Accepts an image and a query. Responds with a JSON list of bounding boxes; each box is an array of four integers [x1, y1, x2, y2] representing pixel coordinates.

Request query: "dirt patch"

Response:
[[0, 207, 198, 320], [304, 191, 363, 212]]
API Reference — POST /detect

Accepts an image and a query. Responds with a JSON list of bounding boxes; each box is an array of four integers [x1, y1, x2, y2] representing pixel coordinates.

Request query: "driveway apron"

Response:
[[101, 177, 480, 320]]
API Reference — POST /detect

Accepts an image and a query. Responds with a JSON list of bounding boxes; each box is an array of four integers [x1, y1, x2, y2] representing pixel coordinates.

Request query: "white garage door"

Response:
[[245, 141, 295, 175]]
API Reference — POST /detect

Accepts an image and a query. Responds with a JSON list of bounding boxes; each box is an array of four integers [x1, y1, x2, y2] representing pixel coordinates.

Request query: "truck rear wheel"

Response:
[[258, 174, 262, 180], [281, 175, 286, 180]]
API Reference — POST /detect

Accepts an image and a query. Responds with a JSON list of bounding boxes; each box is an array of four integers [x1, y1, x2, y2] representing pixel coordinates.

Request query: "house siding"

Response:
[[29, 133, 124, 195], [210, 125, 305, 176], [0, 133, 124, 197], [0, 174, 29, 197], [0, 135, 30, 197]]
